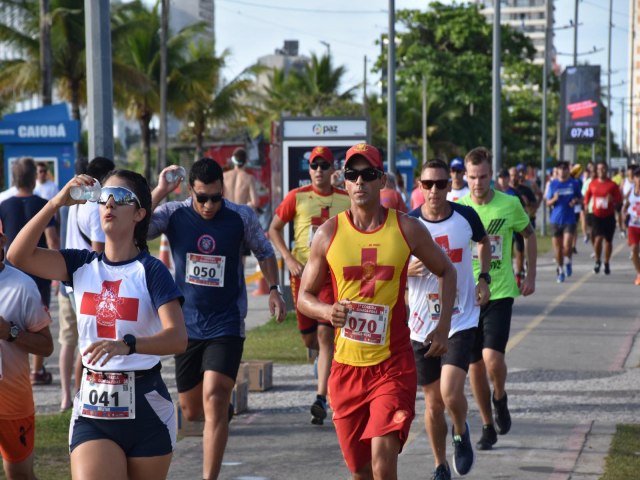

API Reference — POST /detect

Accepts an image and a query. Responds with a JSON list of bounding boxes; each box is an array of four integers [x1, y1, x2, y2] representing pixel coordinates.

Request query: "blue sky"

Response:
[[214, 0, 628, 144]]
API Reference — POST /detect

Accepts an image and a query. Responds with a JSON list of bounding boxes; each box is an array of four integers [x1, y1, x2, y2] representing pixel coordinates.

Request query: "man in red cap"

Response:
[[298, 143, 456, 479], [269, 146, 351, 425]]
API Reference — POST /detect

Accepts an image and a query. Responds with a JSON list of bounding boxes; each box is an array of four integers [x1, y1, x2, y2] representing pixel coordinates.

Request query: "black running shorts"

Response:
[[470, 298, 514, 363], [175, 336, 244, 392], [412, 328, 477, 386]]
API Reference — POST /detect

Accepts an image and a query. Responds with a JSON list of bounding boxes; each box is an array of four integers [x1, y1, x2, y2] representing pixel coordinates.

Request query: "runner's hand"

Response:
[[84, 340, 129, 367], [269, 289, 287, 323], [330, 300, 350, 328], [475, 280, 490, 305], [285, 257, 304, 277], [424, 328, 448, 358], [520, 274, 535, 296], [51, 174, 97, 209], [407, 258, 427, 277]]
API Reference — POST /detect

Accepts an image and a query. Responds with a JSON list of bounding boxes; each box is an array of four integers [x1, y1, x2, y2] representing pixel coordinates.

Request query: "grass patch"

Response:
[[242, 311, 308, 364], [601, 424, 640, 480], [0, 411, 73, 480], [536, 234, 552, 255]]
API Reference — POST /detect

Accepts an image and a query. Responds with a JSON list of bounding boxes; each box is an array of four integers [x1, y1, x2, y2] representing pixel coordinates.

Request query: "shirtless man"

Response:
[[223, 147, 258, 210]]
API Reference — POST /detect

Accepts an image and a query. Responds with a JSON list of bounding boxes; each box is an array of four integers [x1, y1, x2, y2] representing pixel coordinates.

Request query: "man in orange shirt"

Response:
[[0, 227, 53, 479], [379, 172, 408, 213], [269, 146, 351, 425], [298, 143, 456, 479]]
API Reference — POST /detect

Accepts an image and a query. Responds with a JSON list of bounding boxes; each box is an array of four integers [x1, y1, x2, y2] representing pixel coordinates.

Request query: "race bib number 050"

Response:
[[186, 253, 226, 287], [341, 301, 389, 346], [80, 369, 135, 419]]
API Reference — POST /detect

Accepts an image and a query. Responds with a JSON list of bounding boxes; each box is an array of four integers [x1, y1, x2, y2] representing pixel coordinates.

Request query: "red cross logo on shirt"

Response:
[[311, 206, 331, 226], [80, 280, 139, 338], [435, 235, 462, 263], [343, 248, 395, 298]]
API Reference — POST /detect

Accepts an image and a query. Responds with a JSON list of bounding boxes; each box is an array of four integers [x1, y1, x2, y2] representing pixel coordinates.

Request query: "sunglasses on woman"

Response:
[[344, 168, 382, 182], [420, 179, 450, 190], [98, 186, 141, 207], [194, 192, 223, 204], [310, 162, 332, 171]]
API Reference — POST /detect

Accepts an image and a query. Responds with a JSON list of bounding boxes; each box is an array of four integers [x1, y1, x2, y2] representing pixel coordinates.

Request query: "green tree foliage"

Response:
[[258, 52, 362, 133], [376, 1, 555, 165], [0, 0, 86, 121]]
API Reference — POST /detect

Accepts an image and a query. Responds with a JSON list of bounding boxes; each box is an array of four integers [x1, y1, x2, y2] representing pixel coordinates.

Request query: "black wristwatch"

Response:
[[270, 285, 283, 295], [123, 334, 136, 355], [7, 321, 19, 342], [478, 272, 492, 285]]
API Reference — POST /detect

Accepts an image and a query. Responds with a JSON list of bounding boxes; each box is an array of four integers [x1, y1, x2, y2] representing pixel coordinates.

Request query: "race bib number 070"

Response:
[[340, 301, 389, 346]]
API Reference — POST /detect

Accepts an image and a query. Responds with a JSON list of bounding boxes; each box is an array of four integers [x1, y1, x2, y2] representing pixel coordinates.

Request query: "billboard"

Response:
[[560, 66, 601, 144]]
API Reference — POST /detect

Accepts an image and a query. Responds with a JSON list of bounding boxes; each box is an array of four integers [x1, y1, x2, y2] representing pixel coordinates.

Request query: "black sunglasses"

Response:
[[344, 168, 382, 182], [97, 186, 141, 207], [420, 179, 450, 190], [194, 192, 223, 204], [310, 162, 331, 171]]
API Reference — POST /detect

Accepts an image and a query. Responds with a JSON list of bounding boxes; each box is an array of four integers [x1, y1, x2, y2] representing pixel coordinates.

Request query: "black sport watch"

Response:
[[270, 285, 283, 295], [478, 272, 492, 285], [123, 334, 136, 355], [7, 321, 19, 342]]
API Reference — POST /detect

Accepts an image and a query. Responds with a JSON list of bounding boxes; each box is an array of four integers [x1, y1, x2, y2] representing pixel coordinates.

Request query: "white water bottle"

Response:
[[70, 179, 101, 201], [165, 166, 186, 183]]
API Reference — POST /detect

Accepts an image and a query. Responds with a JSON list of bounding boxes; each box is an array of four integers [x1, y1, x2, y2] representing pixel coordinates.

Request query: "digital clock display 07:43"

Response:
[[568, 126, 596, 140]]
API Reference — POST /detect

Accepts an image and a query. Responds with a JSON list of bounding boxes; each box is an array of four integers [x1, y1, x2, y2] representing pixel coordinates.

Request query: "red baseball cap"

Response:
[[345, 143, 384, 171], [309, 146, 334, 164]]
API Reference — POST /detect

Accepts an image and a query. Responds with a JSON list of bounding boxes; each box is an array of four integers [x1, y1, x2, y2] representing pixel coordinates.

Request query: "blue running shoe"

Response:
[[452, 421, 475, 476], [565, 263, 572, 277], [311, 396, 327, 425], [557, 272, 565, 283], [431, 462, 452, 480]]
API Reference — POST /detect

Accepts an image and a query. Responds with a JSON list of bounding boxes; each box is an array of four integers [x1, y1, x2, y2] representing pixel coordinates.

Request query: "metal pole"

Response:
[[492, 0, 501, 174], [422, 75, 427, 163], [158, 0, 169, 177], [84, 0, 114, 160], [387, 0, 396, 173], [541, 0, 551, 236], [606, 0, 612, 167], [363, 55, 368, 117], [572, 0, 579, 165], [630, 0, 636, 161], [621, 98, 625, 156]]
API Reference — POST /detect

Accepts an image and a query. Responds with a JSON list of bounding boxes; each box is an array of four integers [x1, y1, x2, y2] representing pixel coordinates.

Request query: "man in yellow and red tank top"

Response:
[[269, 146, 350, 425], [297, 143, 457, 479]]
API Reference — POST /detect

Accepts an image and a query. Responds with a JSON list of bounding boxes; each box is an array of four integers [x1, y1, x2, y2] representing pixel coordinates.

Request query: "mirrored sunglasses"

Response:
[[344, 168, 382, 182], [194, 192, 223, 204], [98, 186, 141, 207], [420, 179, 450, 190], [310, 162, 332, 171]]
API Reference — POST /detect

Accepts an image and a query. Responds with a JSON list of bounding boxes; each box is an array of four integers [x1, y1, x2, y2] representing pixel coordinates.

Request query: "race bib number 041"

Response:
[[79, 369, 135, 419], [341, 301, 389, 346], [186, 253, 226, 287]]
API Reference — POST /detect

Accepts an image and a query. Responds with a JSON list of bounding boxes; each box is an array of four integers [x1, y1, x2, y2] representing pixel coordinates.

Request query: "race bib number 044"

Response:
[[186, 253, 226, 287], [340, 301, 389, 346], [79, 369, 135, 419]]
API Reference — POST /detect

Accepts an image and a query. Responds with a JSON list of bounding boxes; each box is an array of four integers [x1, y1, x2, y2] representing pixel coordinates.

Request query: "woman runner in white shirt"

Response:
[[8, 169, 187, 480]]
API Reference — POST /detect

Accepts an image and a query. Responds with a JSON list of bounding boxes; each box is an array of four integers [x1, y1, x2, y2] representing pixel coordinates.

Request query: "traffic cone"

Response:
[[159, 234, 174, 275], [252, 263, 269, 296]]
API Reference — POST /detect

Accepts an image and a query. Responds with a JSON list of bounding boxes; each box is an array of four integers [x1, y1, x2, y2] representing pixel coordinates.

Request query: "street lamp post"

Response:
[[492, 0, 501, 174], [387, 0, 396, 173]]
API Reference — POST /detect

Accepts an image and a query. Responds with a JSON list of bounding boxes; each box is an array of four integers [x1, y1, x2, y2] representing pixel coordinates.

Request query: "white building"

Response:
[[475, 0, 555, 66], [628, 0, 640, 156]]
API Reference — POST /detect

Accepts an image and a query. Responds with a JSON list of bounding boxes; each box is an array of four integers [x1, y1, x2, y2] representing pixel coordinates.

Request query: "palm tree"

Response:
[[170, 39, 264, 159], [0, 0, 86, 121], [111, 0, 207, 180], [260, 52, 360, 128]]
